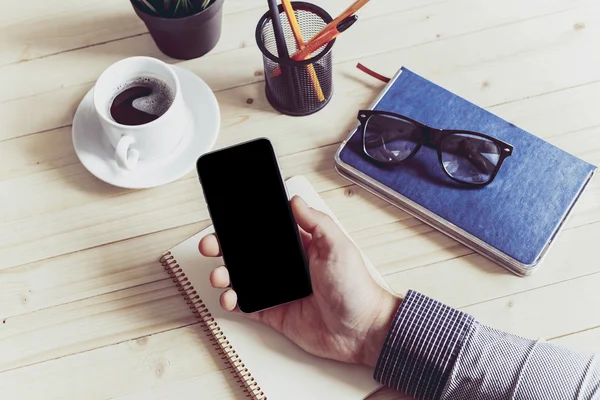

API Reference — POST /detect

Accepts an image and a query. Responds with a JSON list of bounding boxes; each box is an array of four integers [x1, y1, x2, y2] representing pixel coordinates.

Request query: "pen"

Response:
[[267, 0, 290, 61], [266, 0, 299, 108], [281, 0, 325, 102]]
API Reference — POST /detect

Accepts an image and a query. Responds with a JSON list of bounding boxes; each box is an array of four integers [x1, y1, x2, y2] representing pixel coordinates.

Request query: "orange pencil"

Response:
[[273, 0, 368, 77], [301, 0, 370, 53], [292, 15, 358, 61], [273, 15, 358, 76], [281, 0, 325, 102]]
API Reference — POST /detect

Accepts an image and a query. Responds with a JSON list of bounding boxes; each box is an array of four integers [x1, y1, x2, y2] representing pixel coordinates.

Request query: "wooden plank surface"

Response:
[[1, 0, 600, 399]]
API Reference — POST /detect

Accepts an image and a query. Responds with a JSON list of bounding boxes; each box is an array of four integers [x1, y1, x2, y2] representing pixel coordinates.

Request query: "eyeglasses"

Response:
[[357, 110, 514, 187]]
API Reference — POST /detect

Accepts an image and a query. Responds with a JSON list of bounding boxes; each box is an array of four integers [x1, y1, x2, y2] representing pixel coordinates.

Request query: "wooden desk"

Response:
[[1, 0, 599, 398]]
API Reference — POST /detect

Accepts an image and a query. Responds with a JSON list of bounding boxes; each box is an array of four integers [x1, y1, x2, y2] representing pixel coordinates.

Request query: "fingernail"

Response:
[[296, 196, 308, 206]]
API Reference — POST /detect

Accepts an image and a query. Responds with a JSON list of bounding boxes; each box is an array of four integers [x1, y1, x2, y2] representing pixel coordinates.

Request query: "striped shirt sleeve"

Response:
[[441, 325, 600, 399], [374, 290, 600, 400], [374, 290, 475, 399]]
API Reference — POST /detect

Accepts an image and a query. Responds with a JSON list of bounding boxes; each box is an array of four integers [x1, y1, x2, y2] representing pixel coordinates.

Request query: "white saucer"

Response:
[[72, 65, 220, 189]]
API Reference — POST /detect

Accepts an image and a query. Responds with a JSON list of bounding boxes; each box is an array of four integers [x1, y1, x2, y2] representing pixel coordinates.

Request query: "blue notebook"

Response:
[[335, 67, 596, 275]]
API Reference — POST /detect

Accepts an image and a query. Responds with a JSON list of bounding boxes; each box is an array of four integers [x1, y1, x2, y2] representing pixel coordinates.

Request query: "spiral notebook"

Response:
[[160, 175, 386, 399]]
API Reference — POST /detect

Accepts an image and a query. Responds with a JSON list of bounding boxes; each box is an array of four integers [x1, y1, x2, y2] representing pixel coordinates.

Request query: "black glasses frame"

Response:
[[357, 110, 514, 187]]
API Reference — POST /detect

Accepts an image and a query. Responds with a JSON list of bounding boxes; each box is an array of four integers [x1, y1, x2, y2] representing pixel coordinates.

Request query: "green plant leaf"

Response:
[[137, 0, 206, 17], [174, 0, 193, 15], [136, 0, 159, 15]]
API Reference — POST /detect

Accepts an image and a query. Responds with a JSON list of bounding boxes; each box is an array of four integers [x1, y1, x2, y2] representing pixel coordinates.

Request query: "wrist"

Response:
[[361, 291, 402, 368]]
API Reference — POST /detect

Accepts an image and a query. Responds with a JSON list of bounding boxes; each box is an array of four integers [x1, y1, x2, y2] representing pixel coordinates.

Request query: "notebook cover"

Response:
[[337, 67, 596, 269], [163, 176, 385, 400]]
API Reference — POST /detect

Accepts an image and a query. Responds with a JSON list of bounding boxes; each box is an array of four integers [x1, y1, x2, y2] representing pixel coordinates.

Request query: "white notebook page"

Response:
[[166, 175, 387, 399]]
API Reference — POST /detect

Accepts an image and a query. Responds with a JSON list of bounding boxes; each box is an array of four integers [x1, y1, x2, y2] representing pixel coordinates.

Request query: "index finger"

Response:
[[199, 234, 222, 257]]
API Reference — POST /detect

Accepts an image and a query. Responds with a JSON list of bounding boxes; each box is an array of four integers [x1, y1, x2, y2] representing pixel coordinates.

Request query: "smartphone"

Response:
[[196, 138, 312, 313]]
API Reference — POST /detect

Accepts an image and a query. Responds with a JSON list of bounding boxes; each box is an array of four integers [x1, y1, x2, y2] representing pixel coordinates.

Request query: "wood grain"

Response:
[[1, 0, 594, 141], [2, 0, 600, 398], [0, 0, 440, 67], [0, 222, 207, 319], [0, 324, 246, 400]]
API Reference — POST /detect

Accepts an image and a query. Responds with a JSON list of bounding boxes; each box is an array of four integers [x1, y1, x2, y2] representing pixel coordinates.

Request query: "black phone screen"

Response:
[[197, 138, 312, 313]]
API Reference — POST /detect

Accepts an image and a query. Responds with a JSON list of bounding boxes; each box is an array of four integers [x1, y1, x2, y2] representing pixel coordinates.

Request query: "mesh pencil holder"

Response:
[[255, 2, 335, 116]]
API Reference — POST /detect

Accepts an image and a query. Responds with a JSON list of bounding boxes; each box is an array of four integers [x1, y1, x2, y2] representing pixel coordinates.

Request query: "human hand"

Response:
[[198, 195, 402, 367]]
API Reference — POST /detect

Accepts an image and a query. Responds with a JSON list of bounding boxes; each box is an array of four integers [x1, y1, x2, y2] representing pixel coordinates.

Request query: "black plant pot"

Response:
[[131, 0, 224, 60]]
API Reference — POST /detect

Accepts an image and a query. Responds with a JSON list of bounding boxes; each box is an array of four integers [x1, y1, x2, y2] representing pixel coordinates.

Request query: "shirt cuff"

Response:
[[374, 290, 475, 400]]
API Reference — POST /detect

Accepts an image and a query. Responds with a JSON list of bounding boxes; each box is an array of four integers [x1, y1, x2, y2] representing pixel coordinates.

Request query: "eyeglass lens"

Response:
[[363, 114, 421, 163], [364, 115, 502, 184], [440, 133, 501, 184]]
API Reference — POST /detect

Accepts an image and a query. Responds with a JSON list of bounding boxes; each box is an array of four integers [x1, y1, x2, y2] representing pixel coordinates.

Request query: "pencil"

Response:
[[291, 15, 358, 61], [310, 0, 370, 44], [272, 14, 358, 78], [272, 0, 367, 76], [281, 0, 325, 102]]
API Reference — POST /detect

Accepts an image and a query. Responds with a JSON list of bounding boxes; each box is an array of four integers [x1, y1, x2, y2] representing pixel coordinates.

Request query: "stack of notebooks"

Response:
[[160, 176, 386, 399], [335, 67, 596, 276]]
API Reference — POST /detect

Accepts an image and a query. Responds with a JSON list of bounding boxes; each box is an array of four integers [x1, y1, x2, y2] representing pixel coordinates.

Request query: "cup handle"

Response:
[[115, 136, 140, 171]]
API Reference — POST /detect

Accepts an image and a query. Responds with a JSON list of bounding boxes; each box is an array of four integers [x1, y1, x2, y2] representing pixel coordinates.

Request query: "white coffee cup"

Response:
[[93, 56, 191, 170]]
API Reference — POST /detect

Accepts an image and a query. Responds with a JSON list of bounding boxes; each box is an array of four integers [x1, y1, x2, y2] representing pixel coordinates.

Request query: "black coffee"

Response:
[[109, 76, 175, 126]]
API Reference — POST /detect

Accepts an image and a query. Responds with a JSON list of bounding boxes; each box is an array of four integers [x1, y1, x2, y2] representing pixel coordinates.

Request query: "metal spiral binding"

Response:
[[160, 252, 266, 400]]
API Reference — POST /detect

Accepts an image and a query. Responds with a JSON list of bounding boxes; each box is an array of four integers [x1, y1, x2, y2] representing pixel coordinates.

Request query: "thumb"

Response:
[[291, 196, 343, 244]]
